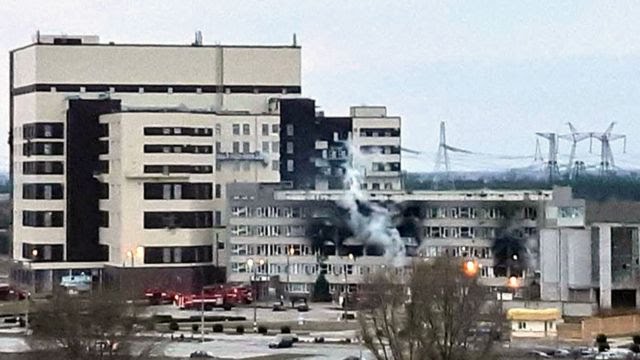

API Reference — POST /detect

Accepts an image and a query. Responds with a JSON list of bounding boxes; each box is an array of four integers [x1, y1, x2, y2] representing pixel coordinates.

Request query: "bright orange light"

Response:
[[463, 260, 478, 276], [508, 276, 519, 288]]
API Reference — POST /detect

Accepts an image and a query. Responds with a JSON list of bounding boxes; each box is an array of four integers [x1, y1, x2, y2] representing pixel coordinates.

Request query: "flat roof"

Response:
[[11, 41, 300, 54]]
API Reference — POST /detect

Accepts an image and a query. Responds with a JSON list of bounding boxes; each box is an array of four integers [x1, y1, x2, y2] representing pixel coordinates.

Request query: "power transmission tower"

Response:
[[433, 121, 454, 189], [558, 122, 591, 180], [533, 139, 544, 163], [591, 122, 626, 175], [535, 132, 560, 183]]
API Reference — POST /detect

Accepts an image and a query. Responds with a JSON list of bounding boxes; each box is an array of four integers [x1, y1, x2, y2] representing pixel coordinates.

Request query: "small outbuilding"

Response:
[[507, 308, 562, 339]]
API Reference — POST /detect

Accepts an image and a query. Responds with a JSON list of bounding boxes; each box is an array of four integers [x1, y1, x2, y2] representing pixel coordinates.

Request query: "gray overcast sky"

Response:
[[2, 0, 640, 172]]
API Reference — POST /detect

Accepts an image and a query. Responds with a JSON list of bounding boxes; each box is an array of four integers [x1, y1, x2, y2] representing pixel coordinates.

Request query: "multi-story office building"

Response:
[[226, 182, 553, 298], [540, 187, 640, 314], [279, 98, 402, 191], [10, 34, 300, 291]]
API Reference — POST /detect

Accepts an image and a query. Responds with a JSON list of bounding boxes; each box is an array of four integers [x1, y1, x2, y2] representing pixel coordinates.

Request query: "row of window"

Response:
[[230, 243, 313, 256], [22, 244, 64, 262], [23, 211, 64, 227], [23, 142, 64, 156], [144, 127, 213, 137], [261, 124, 280, 136], [17, 84, 299, 95], [144, 144, 213, 154], [371, 162, 401, 172], [421, 246, 493, 259], [230, 225, 306, 237], [23, 183, 64, 199], [424, 226, 537, 239], [23, 123, 64, 139], [143, 165, 213, 174], [23, 161, 63, 175], [230, 206, 306, 218], [427, 207, 538, 220], [143, 183, 217, 200], [144, 246, 213, 264], [143, 211, 218, 229], [359, 128, 400, 137], [360, 145, 401, 155]]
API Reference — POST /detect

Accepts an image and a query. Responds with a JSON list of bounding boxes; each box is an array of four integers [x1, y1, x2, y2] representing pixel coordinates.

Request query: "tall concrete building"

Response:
[[226, 183, 553, 299], [540, 187, 640, 314], [278, 98, 402, 191], [10, 34, 300, 291]]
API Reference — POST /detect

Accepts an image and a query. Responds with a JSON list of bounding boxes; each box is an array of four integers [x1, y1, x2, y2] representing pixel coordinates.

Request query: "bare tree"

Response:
[[30, 288, 142, 359], [359, 257, 502, 360]]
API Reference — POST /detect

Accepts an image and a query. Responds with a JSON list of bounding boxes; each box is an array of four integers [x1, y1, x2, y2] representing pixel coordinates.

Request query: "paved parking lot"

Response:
[[142, 302, 350, 324]]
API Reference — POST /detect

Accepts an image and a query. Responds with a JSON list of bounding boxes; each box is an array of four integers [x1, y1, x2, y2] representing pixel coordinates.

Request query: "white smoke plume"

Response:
[[338, 141, 406, 264]]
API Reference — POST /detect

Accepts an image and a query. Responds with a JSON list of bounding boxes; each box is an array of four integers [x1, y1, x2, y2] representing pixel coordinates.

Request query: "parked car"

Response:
[[190, 350, 214, 358], [272, 301, 286, 312], [269, 334, 295, 349], [294, 299, 309, 312], [526, 350, 550, 358]]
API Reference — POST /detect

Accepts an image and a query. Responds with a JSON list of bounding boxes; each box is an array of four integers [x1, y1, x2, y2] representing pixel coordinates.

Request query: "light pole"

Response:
[[343, 253, 354, 321], [286, 246, 294, 302], [25, 248, 38, 334], [247, 258, 265, 331]]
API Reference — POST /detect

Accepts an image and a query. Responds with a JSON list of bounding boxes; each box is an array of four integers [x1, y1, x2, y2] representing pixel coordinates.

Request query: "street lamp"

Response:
[[25, 248, 38, 334], [286, 246, 295, 302], [343, 253, 354, 321], [126, 250, 134, 267], [247, 258, 265, 331]]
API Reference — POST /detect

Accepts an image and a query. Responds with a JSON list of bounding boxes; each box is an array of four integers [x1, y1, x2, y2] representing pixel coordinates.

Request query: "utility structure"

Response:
[[558, 123, 591, 180], [433, 121, 452, 189], [590, 122, 626, 176], [535, 132, 560, 183]]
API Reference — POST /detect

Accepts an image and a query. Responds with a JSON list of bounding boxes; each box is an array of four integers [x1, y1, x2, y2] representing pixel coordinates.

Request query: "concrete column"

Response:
[[599, 225, 612, 309]]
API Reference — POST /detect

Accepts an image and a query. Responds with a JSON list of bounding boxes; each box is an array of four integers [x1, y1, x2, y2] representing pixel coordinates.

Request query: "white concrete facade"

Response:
[[10, 34, 300, 283]]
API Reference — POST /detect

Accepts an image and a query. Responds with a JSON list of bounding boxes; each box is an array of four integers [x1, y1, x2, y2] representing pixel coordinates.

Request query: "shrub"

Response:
[[168, 321, 179, 332], [258, 326, 268, 334], [596, 333, 610, 352], [212, 324, 223, 333], [312, 273, 332, 302], [281, 326, 291, 334], [633, 335, 640, 345], [192, 324, 199, 332], [236, 325, 245, 334]]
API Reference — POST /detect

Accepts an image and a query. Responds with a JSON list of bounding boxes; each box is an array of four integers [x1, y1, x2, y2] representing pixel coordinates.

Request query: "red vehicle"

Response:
[[176, 291, 232, 311], [174, 284, 252, 310], [144, 288, 177, 305], [0, 284, 27, 301], [219, 284, 253, 305]]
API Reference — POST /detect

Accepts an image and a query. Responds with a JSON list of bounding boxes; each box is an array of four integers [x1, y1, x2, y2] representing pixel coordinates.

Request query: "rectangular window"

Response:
[[272, 160, 279, 171], [215, 184, 222, 199], [233, 142, 240, 153], [272, 141, 279, 152], [22, 183, 63, 200], [215, 142, 221, 153], [243, 124, 250, 135], [22, 211, 64, 227], [215, 124, 221, 135], [286, 124, 294, 136], [262, 124, 269, 136], [242, 142, 250, 153], [262, 141, 269, 153], [214, 211, 222, 226], [286, 160, 294, 172], [286, 142, 294, 154], [100, 211, 109, 228], [271, 124, 279, 134], [232, 124, 240, 135], [143, 211, 213, 229]]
